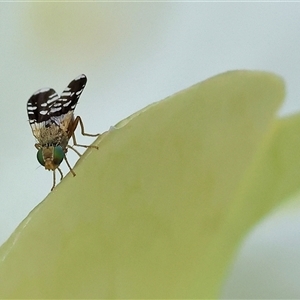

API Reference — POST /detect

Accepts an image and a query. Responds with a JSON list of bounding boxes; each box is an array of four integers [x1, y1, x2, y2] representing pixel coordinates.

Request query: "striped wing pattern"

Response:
[[27, 74, 87, 137]]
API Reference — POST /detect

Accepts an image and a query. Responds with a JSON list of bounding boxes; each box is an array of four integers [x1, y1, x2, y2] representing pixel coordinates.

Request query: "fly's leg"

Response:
[[67, 145, 82, 157], [68, 116, 100, 150], [51, 170, 56, 191], [63, 155, 76, 177], [57, 167, 64, 180], [51, 167, 64, 191]]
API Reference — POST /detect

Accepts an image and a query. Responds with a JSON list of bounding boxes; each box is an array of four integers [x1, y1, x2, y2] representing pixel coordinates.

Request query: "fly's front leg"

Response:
[[51, 168, 64, 191], [51, 170, 56, 191], [57, 167, 64, 180]]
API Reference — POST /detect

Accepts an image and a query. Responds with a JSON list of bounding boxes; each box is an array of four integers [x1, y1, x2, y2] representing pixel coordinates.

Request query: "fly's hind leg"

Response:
[[68, 116, 100, 151]]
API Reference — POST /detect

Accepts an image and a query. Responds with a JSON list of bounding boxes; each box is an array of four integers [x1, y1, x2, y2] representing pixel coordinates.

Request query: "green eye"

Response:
[[37, 149, 45, 166], [36, 146, 65, 166], [53, 146, 64, 165]]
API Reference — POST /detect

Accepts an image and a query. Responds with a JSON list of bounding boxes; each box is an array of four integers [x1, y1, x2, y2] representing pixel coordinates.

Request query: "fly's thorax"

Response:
[[37, 145, 65, 170], [38, 124, 68, 151]]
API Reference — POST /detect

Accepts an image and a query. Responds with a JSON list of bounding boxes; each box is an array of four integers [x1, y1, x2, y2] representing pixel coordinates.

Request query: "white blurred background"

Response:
[[1, 3, 300, 298]]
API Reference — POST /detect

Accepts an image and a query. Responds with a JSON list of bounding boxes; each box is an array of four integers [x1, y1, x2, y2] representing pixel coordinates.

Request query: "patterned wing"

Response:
[[27, 88, 59, 139], [49, 74, 87, 126]]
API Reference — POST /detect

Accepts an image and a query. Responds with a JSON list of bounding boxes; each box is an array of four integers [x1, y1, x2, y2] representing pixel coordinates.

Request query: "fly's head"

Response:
[[36, 144, 65, 171]]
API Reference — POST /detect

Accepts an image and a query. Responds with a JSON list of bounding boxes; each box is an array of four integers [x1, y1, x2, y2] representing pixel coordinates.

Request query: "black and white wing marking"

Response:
[[49, 74, 87, 126], [27, 74, 87, 138], [27, 88, 59, 138]]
